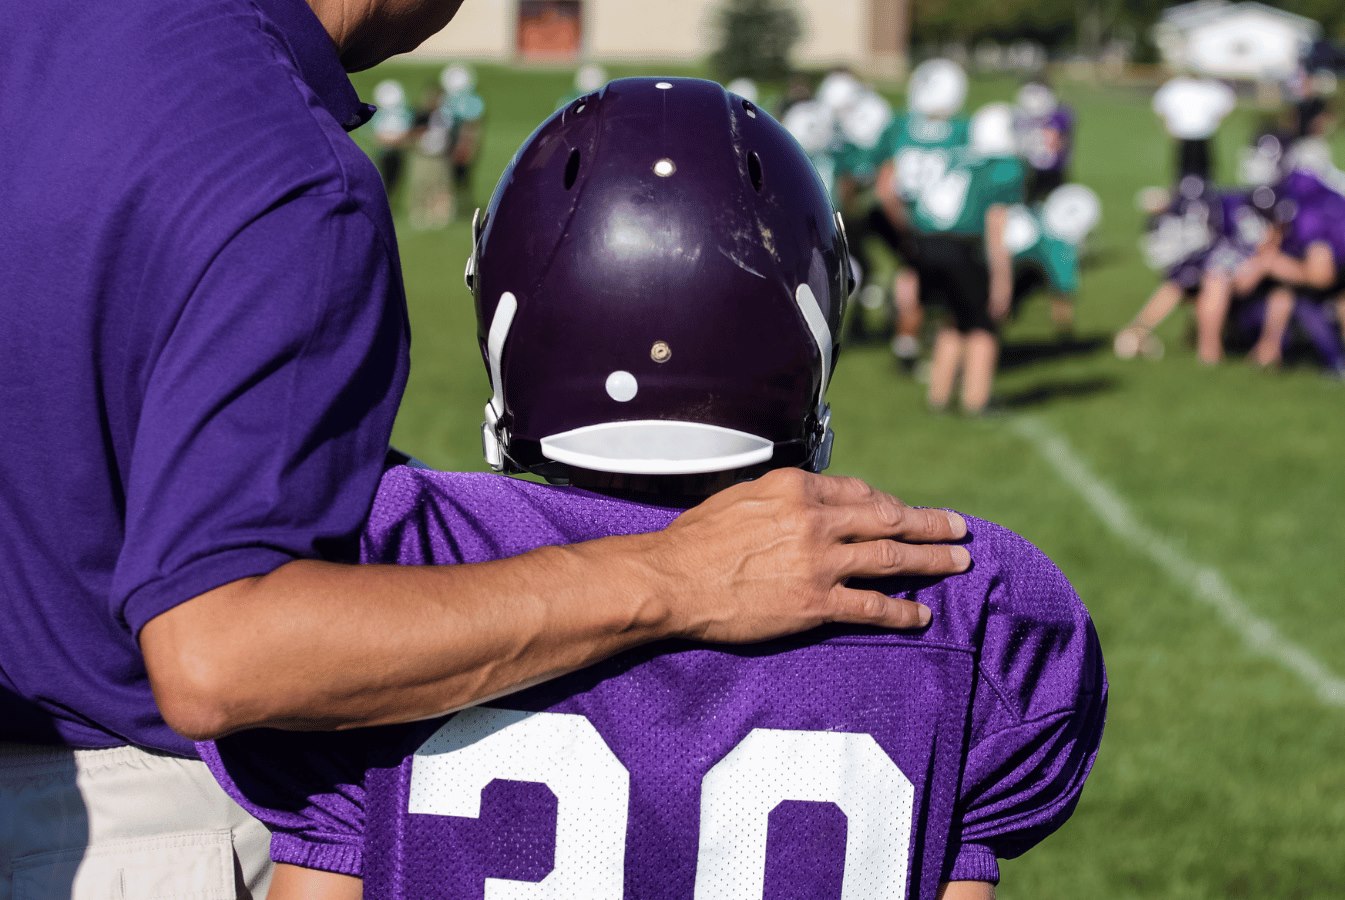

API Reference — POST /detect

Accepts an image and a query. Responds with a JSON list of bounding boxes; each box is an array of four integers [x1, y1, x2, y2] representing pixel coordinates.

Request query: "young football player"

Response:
[[437, 63, 486, 220], [872, 58, 972, 370], [1242, 171, 1345, 372], [201, 79, 1106, 900], [370, 79, 413, 197], [1117, 180, 1266, 364], [1005, 184, 1102, 336], [1014, 78, 1076, 204], [907, 103, 1025, 414]]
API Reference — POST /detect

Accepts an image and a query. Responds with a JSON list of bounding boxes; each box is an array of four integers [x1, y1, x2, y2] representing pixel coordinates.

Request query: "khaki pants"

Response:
[[0, 743, 272, 899]]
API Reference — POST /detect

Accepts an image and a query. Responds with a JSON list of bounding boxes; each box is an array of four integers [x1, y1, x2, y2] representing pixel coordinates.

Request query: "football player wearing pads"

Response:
[[1116, 179, 1265, 364], [873, 58, 971, 368], [370, 80, 413, 195], [1005, 184, 1101, 335], [201, 79, 1106, 900], [1014, 79, 1076, 204], [912, 104, 1025, 414], [1242, 172, 1345, 373]]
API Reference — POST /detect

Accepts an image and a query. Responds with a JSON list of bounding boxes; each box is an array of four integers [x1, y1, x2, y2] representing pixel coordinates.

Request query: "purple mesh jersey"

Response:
[[201, 468, 1106, 899], [1279, 171, 1345, 263]]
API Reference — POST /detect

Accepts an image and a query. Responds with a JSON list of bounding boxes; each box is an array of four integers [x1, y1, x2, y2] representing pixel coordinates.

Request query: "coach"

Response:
[[0, 0, 969, 894]]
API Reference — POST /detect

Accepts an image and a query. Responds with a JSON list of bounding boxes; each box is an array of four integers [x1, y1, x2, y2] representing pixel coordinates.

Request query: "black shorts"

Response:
[[865, 205, 919, 265], [910, 234, 994, 333]]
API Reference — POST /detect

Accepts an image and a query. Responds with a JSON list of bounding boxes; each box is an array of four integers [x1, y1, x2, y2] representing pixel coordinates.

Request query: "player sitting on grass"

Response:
[[200, 78, 1106, 900]]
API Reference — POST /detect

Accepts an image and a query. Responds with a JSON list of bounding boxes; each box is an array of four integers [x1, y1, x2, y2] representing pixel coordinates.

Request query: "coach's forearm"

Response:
[[141, 470, 969, 740], [142, 538, 676, 739]]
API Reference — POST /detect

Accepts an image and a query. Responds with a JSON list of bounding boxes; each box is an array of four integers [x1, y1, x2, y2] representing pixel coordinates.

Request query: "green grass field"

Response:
[[350, 62, 1345, 898]]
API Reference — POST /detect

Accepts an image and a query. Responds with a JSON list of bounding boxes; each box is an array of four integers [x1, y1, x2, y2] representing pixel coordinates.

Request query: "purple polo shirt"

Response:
[[0, 0, 409, 756]]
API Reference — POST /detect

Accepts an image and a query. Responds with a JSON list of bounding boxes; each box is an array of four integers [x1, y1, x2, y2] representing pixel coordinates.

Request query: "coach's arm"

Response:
[[141, 469, 969, 740]]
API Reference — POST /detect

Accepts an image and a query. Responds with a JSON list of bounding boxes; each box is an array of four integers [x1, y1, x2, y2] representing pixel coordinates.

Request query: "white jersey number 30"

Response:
[[409, 708, 915, 899]]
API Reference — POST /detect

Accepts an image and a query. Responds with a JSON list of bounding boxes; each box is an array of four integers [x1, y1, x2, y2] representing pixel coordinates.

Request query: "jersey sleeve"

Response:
[[946, 526, 1107, 883], [113, 193, 409, 636], [199, 727, 400, 875]]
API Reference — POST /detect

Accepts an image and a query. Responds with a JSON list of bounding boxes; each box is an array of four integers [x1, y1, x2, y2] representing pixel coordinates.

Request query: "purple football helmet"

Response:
[[468, 77, 850, 480]]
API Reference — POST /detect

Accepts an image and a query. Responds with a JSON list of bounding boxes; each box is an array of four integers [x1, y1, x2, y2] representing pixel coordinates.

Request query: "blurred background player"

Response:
[[909, 103, 1024, 415], [1241, 171, 1345, 374], [407, 82, 453, 230], [835, 89, 896, 339], [559, 61, 608, 108], [437, 63, 486, 222], [370, 79, 413, 199], [201, 77, 1105, 900], [1006, 183, 1102, 336], [1117, 178, 1258, 363], [872, 58, 971, 371], [1014, 76, 1075, 204], [1152, 74, 1237, 183]]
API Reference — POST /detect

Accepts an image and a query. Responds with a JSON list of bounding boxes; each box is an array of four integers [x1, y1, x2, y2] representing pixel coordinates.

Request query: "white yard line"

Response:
[[1010, 416, 1345, 710]]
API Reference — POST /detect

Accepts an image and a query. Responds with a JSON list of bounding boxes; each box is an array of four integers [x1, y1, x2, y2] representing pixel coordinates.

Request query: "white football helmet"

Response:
[[841, 92, 893, 150], [907, 59, 967, 118], [575, 63, 608, 94], [817, 71, 864, 114], [373, 79, 406, 109], [440, 64, 475, 96], [783, 101, 835, 157], [970, 103, 1017, 158], [1042, 184, 1102, 246], [726, 78, 760, 105], [1016, 82, 1056, 117]]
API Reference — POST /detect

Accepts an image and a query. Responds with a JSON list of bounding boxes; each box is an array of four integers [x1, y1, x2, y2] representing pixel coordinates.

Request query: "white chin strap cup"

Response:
[[540, 420, 775, 476]]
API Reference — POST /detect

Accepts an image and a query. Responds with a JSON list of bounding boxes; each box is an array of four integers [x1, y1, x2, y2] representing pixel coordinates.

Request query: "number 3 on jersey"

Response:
[[409, 708, 915, 899]]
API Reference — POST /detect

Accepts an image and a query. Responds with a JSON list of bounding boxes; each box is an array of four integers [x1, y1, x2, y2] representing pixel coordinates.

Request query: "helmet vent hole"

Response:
[[563, 149, 582, 190], [573, 99, 587, 115], [742, 99, 758, 119], [747, 151, 764, 192]]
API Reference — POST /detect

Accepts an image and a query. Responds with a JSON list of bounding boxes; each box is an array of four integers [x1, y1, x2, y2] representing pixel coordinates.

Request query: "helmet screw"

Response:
[[650, 341, 672, 363]]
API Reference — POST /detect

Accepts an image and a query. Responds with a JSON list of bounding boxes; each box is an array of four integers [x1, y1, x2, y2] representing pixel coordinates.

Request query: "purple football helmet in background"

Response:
[[467, 77, 850, 481]]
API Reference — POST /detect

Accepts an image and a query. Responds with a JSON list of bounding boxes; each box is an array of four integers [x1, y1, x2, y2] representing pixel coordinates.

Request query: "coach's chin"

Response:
[[309, 0, 467, 71]]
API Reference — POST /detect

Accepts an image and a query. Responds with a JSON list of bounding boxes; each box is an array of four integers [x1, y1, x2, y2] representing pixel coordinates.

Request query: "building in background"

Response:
[[411, 0, 911, 76], [1153, 1, 1320, 82]]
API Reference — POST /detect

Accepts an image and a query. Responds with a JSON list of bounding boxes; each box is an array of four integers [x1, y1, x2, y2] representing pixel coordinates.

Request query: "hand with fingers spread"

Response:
[[653, 467, 971, 643]]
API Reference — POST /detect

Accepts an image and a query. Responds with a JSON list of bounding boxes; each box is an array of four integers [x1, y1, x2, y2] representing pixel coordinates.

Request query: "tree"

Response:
[[711, 0, 802, 82]]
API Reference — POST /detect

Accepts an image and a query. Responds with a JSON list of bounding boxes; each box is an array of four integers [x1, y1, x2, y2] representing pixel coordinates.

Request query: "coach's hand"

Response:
[[652, 468, 970, 642]]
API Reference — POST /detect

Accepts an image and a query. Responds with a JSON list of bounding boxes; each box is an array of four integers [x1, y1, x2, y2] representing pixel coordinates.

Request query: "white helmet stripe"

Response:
[[487, 292, 518, 417], [795, 283, 833, 403]]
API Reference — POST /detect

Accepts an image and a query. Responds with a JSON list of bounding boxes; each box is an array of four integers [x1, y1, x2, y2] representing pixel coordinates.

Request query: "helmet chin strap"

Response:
[[794, 282, 836, 474], [481, 292, 519, 472]]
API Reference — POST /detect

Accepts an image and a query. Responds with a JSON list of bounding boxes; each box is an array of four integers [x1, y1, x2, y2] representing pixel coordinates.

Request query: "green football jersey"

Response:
[[908, 152, 1025, 237], [1005, 204, 1080, 294], [879, 113, 971, 203]]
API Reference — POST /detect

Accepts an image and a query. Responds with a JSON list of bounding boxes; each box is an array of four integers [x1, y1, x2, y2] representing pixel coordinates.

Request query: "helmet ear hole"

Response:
[[563, 149, 582, 191], [747, 151, 764, 192]]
